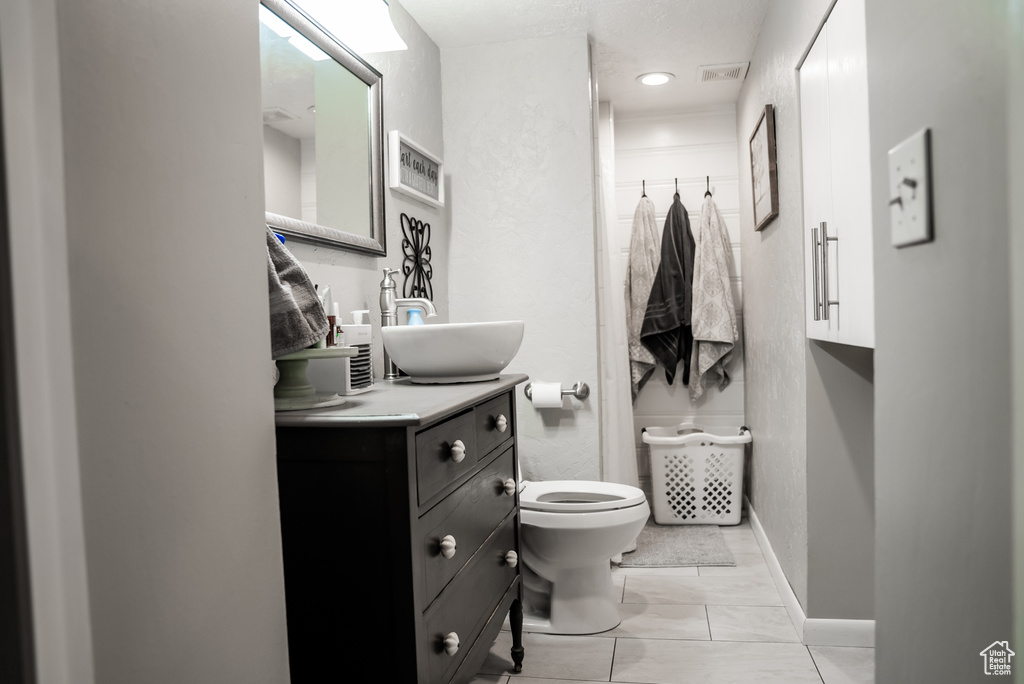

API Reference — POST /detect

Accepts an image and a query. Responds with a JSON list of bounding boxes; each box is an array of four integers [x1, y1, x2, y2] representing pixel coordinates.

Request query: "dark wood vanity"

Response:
[[274, 374, 527, 683]]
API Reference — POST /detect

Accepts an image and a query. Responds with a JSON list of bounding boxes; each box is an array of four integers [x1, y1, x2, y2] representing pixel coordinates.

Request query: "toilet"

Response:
[[518, 479, 650, 635]]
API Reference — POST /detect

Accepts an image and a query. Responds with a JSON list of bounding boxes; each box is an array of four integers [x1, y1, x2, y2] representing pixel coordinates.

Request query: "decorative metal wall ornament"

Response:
[[400, 213, 433, 299]]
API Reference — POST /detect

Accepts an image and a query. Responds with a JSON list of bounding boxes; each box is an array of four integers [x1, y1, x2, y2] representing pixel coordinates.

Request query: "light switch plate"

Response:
[[888, 128, 933, 247]]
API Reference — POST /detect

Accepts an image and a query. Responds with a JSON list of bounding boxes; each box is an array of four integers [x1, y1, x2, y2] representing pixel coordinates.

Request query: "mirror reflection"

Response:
[[259, 0, 386, 255]]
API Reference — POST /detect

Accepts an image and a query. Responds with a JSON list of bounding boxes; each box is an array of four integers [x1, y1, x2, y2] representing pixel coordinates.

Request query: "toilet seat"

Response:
[[519, 480, 647, 513]]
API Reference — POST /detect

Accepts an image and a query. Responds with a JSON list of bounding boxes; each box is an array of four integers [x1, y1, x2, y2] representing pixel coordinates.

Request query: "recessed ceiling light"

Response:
[[637, 72, 675, 86]]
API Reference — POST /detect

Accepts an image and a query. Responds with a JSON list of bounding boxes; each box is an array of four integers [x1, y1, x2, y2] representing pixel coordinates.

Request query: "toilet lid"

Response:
[[519, 480, 647, 513]]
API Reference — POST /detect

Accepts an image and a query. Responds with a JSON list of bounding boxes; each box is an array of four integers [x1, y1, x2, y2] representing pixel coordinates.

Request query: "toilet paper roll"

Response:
[[530, 381, 563, 408]]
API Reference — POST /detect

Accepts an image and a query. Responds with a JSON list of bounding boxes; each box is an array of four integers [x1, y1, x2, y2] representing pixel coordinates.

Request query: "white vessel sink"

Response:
[[381, 320, 525, 383]]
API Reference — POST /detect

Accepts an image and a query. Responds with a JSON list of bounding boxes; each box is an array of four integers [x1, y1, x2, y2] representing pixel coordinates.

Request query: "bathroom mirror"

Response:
[[260, 0, 386, 256]]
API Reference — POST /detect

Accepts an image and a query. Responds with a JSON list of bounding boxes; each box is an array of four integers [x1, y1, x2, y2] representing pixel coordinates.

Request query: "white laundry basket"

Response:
[[642, 422, 751, 526]]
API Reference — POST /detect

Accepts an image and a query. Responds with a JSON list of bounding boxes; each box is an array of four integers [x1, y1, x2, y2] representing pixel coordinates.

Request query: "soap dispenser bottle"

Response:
[[380, 268, 402, 380], [407, 308, 424, 326], [379, 268, 398, 329]]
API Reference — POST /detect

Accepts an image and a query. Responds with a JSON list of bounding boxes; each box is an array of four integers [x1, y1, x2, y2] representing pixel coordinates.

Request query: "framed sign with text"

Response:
[[388, 131, 444, 208]]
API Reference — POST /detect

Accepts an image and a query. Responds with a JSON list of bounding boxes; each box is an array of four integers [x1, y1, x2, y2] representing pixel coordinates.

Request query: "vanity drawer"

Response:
[[423, 516, 519, 684], [420, 448, 516, 605], [475, 392, 514, 460], [416, 410, 478, 506]]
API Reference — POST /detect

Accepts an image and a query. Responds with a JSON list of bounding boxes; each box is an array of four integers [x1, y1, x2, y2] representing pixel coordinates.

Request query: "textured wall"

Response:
[[866, 1, 1012, 679], [799, 0, 876, 621], [55, 0, 290, 680], [613, 107, 746, 478], [442, 34, 600, 481], [736, 0, 830, 611], [739, 0, 877, 623], [287, 0, 449, 380]]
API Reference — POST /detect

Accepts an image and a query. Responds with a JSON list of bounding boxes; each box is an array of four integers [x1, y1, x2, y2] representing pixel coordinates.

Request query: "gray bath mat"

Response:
[[619, 520, 735, 567]]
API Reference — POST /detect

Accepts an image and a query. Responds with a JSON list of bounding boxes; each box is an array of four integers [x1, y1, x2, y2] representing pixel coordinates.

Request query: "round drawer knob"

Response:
[[495, 414, 508, 433], [440, 535, 457, 559], [443, 632, 460, 656], [449, 439, 466, 463], [503, 478, 517, 496], [505, 550, 518, 568]]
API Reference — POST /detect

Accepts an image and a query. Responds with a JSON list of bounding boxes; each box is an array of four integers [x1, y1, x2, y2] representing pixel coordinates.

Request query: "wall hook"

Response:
[[641, 180, 646, 197]]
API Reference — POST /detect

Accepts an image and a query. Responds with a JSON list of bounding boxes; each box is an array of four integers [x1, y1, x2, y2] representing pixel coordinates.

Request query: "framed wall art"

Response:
[[388, 130, 444, 208], [749, 104, 779, 231]]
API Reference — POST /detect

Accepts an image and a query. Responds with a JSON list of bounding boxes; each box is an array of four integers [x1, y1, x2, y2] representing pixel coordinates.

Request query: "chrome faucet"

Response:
[[379, 268, 437, 380]]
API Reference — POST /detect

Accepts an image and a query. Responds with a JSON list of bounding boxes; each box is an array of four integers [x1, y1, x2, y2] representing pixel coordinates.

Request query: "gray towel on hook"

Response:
[[625, 196, 661, 402], [266, 227, 329, 358], [688, 195, 738, 399]]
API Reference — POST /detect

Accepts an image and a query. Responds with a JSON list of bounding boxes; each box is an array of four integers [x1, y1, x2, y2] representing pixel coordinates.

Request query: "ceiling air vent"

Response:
[[697, 62, 750, 83]]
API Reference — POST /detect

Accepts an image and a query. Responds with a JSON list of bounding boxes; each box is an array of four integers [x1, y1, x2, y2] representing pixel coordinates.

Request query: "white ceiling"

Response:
[[398, 0, 771, 117]]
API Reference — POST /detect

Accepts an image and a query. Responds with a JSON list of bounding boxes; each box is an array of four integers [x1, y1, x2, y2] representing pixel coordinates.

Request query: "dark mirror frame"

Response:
[[261, 0, 386, 256]]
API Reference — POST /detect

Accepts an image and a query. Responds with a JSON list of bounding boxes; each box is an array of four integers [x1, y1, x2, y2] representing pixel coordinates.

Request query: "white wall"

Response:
[[735, 0, 830, 611], [612, 106, 746, 481], [866, 1, 1012, 679], [737, 0, 876, 625], [805, 342, 873, 620], [263, 125, 302, 218], [1012, 0, 1024, 664], [53, 0, 290, 681], [287, 0, 448, 379], [442, 34, 601, 481]]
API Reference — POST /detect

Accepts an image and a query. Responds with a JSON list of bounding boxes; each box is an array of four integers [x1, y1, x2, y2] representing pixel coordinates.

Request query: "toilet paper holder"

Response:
[[524, 381, 590, 402]]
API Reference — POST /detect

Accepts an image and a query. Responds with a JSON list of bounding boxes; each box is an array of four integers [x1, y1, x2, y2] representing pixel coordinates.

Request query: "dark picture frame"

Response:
[[749, 104, 779, 231]]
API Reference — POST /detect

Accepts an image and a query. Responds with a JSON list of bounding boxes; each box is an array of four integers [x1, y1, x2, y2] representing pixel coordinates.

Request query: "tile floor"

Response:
[[470, 517, 874, 684]]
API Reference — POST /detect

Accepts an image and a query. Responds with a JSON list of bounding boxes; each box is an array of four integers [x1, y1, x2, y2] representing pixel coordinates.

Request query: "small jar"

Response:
[[407, 308, 424, 326]]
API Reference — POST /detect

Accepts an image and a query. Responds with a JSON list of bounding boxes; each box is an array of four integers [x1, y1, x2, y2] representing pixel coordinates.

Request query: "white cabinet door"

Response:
[[800, 23, 836, 342], [826, 0, 874, 348], [799, 0, 874, 348]]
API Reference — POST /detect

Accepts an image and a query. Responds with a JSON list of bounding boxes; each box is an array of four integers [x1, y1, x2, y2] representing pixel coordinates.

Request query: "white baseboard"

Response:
[[745, 498, 875, 648], [803, 618, 875, 648], [745, 500, 806, 642]]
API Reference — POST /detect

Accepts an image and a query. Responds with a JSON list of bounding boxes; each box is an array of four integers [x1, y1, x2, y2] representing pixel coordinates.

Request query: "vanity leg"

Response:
[[509, 598, 524, 673]]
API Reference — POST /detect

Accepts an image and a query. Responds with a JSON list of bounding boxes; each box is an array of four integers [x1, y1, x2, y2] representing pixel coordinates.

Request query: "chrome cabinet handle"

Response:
[[449, 439, 466, 463], [503, 478, 517, 496], [440, 534, 457, 559], [811, 226, 822, 321], [495, 414, 508, 433], [820, 222, 838, 321], [505, 550, 518, 568], [443, 632, 460, 656], [820, 222, 830, 321]]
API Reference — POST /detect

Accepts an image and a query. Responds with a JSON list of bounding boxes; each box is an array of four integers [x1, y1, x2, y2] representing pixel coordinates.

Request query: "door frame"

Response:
[[0, 37, 35, 684], [0, 0, 94, 681]]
